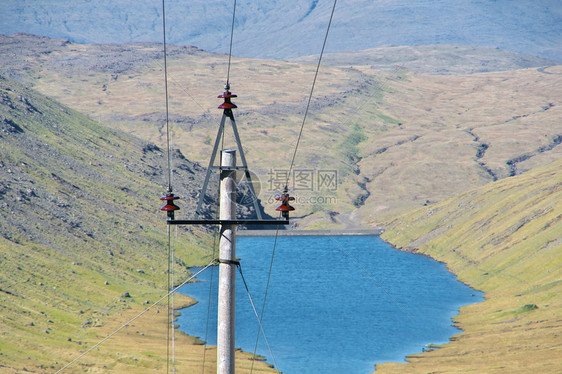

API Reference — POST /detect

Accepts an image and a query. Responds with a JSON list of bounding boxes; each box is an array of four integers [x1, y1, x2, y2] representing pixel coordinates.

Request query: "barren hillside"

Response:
[[1, 34, 559, 228]]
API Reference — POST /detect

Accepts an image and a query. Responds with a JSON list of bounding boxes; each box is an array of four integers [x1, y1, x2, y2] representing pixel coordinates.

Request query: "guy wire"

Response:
[[249, 223, 282, 373], [54, 262, 216, 374], [201, 224, 220, 373], [238, 262, 279, 372]]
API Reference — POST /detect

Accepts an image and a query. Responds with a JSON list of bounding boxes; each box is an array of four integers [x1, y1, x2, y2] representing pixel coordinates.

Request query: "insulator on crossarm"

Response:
[[160, 193, 180, 220], [218, 89, 238, 109], [275, 187, 295, 219]]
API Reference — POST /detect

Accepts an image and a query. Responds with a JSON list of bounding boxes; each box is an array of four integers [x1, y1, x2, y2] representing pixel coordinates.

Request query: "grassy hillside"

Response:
[[0, 75, 275, 373], [375, 158, 561, 373], [3, 35, 558, 227]]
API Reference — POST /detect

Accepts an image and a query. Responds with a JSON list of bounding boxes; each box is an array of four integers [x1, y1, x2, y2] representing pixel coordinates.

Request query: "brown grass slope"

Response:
[[376, 158, 561, 373], [1, 34, 561, 227], [293, 44, 559, 75], [0, 75, 275, 373]]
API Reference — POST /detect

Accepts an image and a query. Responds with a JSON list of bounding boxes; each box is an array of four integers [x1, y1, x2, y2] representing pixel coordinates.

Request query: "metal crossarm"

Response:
[[167, 219, 289, 225]]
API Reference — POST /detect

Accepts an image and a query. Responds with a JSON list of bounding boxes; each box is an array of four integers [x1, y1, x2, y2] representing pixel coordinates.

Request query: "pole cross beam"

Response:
[[167, 219, 288, 225]]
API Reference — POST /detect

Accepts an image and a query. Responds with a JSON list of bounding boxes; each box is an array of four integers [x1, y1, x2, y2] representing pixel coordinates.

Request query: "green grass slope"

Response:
[[376, 158, 561, 373], [0, 75, 277, 373]]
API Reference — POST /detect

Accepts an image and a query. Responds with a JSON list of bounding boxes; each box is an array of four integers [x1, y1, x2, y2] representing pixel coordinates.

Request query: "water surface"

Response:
[[178, 235, 482, 373]]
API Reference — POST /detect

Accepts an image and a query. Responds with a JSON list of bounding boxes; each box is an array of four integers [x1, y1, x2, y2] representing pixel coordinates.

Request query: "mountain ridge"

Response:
[[1, 0, 561, 61], [293, 44, 559, 75]]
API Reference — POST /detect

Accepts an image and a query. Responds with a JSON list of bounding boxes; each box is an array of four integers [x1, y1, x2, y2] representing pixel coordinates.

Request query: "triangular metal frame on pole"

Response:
[[161, 84, 293, 374], [196, 84, 263, 220]]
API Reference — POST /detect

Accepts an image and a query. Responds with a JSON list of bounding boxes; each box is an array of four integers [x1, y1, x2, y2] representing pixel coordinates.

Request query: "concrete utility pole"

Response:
[[218, 149, 237, 374], [162, 88, 291, 374]]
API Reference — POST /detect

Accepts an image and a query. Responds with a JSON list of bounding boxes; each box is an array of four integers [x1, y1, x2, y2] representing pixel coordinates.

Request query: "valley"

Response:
[[0, 29, 561, 373]]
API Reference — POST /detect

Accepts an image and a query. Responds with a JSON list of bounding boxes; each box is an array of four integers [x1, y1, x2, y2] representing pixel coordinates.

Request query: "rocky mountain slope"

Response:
[[1, 0, 561, 61], [377, 158, 561, 373], [0, 74, 224, 372], [0, 72, 215, 254]]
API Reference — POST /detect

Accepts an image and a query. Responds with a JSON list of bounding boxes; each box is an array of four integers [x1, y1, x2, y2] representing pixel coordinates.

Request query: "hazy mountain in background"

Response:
[[1, 0, 561, 61]]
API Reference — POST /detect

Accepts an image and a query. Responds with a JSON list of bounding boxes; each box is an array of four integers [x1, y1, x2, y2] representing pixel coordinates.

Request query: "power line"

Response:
[[161, 0, 173, 194], [250, 2, 340, 372], [160, 1, 176, 372], [226, 0, 238, 86], [285, 0, 339, 188]]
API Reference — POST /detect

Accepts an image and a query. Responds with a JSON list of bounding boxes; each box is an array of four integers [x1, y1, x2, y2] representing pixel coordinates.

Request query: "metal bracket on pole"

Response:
[[196, 91, 263, 220]]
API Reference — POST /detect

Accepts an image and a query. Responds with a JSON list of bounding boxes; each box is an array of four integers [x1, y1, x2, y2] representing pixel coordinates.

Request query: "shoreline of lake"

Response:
[[237, 228, 385, 236]]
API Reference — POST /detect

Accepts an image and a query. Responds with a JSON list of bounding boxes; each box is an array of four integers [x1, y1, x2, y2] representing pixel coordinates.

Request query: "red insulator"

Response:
[[218, 90, 238, 109], [275, 204, 295, 212], [275, 188, 295, 219], [160, 193, 180, 219]]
